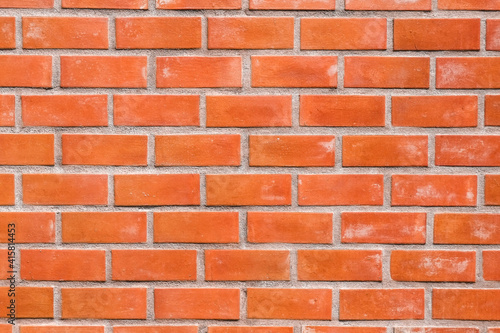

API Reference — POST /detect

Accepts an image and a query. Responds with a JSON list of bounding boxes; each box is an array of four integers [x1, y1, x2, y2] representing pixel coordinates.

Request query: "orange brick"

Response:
[[483, 250, 500, 281], [301, 18, 386, 50], [247, 212, 333, 244], [62, 134, 148, 166], [116, 17, 201, 49], [487, 20, 500, 51], [438, 0, 500, 10], [0, 0, 53, 8], [0, 17, 15, 49], [205, 250, 290, 281], [247, 288, 332, 320], [112, 250, 197, 281], [0, 324, 11, 333], [114, 327, 197, 333], [0, 251, 10, 280], [434, 213, 500, 245], [486, 95, 500, 126], [252, 56, 337, 88], [433, 289, 500, 320], [157, 57, 241, 88], [61, 56, 147, 88], [305, 328, 386, 333], [391, 250, 476, 282], [485, 175, 500, 205], [298, 250, 382, 281], [249, 135, 335, 167], [0, 55, 52, 88], [345, 56, 430, 88], [62, 288, 147, 319], [392, 95, 478, 127], [156, 135, 240, 166], [300, 95, 385, 127], [340, 289, 425, 320], [341, 212, 426, 244], [394, 329, 479, 333], [155, 288, 240, 319], [62, 212, 147, 243], [62, 0, 148, 8], [209, 328, 292, 333], [20, 327, 104, 333], [0, 95, 14, 127], [436, 136, 500, 166], [345, 0, 431, 10], [206, 95, 292, 127], [206, 174, 292, 206], [0, 212, 55, 243], [249, 0, 335, 9], [23, 174, 108, 206], [208, 17, 294, 49], [343, 135, 428, 167], [21, 249, 106, 281], [114, 174, 200, 206], [0, 174, 14, 206], [0, 134, 54, 165], [298, 174, 384, 206], [114, 95, 199, 127], [392, 175, 477, 207], [157, 0, 241, 9], [23, 17, 108, 49], [0, 287, 53, 318], [154, 211, 239, 243], [22, 95, 108, 127], [394, 19, 480, 50], [436, 57, 500, 89]]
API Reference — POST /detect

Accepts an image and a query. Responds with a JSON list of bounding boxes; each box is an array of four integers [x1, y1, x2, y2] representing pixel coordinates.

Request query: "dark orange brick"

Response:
[[0, 0, 53, 8], [487, 20, 500, 51], [249, 0, 335, 9], [0, 17, 15, 49], [114, 327, 197, 333], [434, 213, 500, 245], [438, 0, 500, 10], [483, 250, 500, 281], [62, 0, 148, 8], [394, 329, 478, 333], [305, 328, 386, 333], [0, 212, 55, 243], [433, 289, 500, 320], [436, 57, 500, 89], [157, 0, 241, 9], [0, 55, 52, 88], [0, 287, 53, 318], [20, 327, 104, 333], [485, 175, 500, 206], [436, 136, 500, 166], [345, 0, 431, 10], [0, 95, 15, 127], [486, 95, 500, 126], [0, 134, 54, 165], [0, 174, 14, 206], [209, 328, 292, 333]]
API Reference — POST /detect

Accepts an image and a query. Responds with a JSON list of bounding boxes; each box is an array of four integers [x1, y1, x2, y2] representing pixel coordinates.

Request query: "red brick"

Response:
[[485, 175, 500, 205], [205, 250, 290, 281], [154, 211, 239, 243], [300, 95, 385, 127], [62, 134, 148, 166], [114, 327, 197, 333], [391, 250, 476, 282], [0, 134, 54, 165], [23, 174, 108, 206], [206, 174, 291, 206], [438, 0, 500, 10], [394, 329, 479, 333], [483, 250, 500, 281], [486, 95, 500, 126], [112, 250, 196, 281], [116, 17, 201, 49], [0, 212, 55, 243], [62, 0, 147, 8], [20, 327, 104, 333], [61, 56, 147, 88], [62, 288, 147, 319], [343, 135, 428, 167], [208, 17, 294, 49], [114, 174, 200, 206], [156, 135, 240, 166], [392, 95, 478, 127], [22, 95, 108, 127], [252, 56, 337, 88], [392, 175, 477, 207], [206, 95, 292, 127], [0, 55, 52, 88], [301, 18, 386, 50], [247, 211, 333, 244], [155, 288, 239, 319], [249, 0, 335, 9], [114, 95, 199, 127], [0, 17, 15, 49], [0, 174, 14, 206], [21, 249, 106, 281], [340, 289, 425, 320], [341, 212, 426, 244], [157, 0, 241, 9], [62, 212, 147, 244], [436, 57, 500, 89], [436, 136, 500, 166], [0, 287, 53, 318], [394, 19, 480, 51], [433, 289, 500, 320], [0, 95, 14, 127], [298, 250, 382, 281], [304, 327, 386, 333], [157, 57, 241, 88], [344, 56, 430, 88], [345, 0, 431, 10], [247, 288, 332, 320], [209, 328, 292, 333], [0, 0, 53, 8], [298, 174, 384, 206], [434, 213, 500, 245], [249, 135, 335, 167], [23, 17, 108, 49], [487, 20, 500, 51]]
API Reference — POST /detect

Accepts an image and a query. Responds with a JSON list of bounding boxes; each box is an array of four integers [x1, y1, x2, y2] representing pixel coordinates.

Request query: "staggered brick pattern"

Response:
[[0, 0, 499, 332]]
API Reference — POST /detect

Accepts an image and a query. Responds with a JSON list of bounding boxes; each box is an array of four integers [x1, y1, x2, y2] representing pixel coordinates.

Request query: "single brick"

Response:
[[20, 327, 104, 333], [206, 95, 292, 127], [438, 0, 500, 10], [249, 0, 335, 9], [486, 95, 500, 126], [0, 174, 14, 206], [116, 17, 201, 49], [0, 287, 53, 318], [301, 18, 386, 50], [304, 328, 386, 333], [394, 329, 479, 333], [206, 174, 292, 206], [0, 212, 55, 243], [344, 56, 430, 88], [154, 289, 240, 319], [0, 251, 11, 279], [154, 211, 239, 243], [487, 20, 500, 51], [392, 175, 477, 207], [483, 250, 500, 281], [157, 0, 241, 9], [114, 174, 200, 206], [434, 213, 500, 245], [298, 174, 384, 206], [485, 175, 500, 205], [62, 0, 148, 8], [252, 56, 337, 88], [0, 0, 53, 8], [0, 95, 15, 127], [300, 95, 385, 127], [0, 17, 15, 49], [114, 327, 197, 333], [0, 134, 54, 165], [298, 250, 382, 281], [436, 57, 500, 89], [341, 212, 426, 244], [205, 250, 290, 281], [345, 0, 431, 10], [436, 136, 500, 166], [433, 289, 500, 320], [209, 328, 292, 333], [249, 135, 335, 167], [0, 55, 52, 88], [23, 17, 108, 49]]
